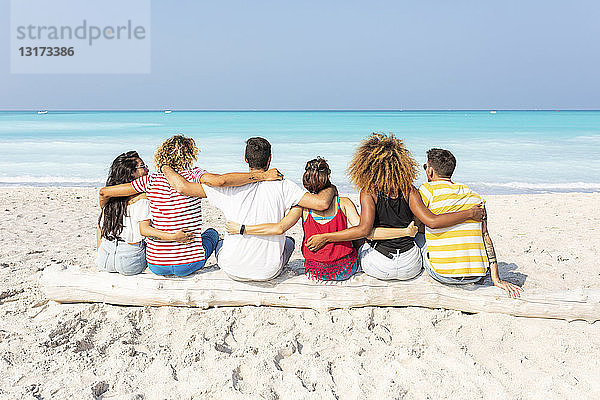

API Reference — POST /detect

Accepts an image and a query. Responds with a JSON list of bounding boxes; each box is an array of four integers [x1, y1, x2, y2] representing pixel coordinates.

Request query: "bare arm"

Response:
[[339, 196, 416, 240], [225, 207, 304, 236], [482, 211, 522, 298], [297, 185, 337, 211], [305, 191, 376, 251], [202, 169, 283, 187], [138, 220, 194, 243], [369, 222, 418, 240], [408, 187, 483, 229], [98, 183, 137, 208], [340, 197, 360, 227], [96, 226, 102, 249], [414, 217, 425, 234], [162, 166, 282, 197], [161, 166, 204, 197]]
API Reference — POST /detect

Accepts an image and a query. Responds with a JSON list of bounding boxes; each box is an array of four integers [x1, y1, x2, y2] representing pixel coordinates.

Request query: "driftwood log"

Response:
[[39, 264, 600, 322]]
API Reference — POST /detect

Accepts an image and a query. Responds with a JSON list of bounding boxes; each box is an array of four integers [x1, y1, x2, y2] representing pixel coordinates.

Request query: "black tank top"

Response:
[[367, 194, 415, 258]]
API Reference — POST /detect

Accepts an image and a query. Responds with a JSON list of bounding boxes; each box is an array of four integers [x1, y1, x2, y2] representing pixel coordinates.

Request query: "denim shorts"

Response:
[[96, 239, 147, 276], [148, 228, 219, 277]]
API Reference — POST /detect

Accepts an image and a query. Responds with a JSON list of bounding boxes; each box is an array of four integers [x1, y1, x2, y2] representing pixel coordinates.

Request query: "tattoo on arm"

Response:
[[482, 221, 497, 264]]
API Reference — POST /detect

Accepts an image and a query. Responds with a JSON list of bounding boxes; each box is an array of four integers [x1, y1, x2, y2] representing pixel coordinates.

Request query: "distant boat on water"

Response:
[[164, 110, 172, 114], [37, 110, 48, 114], [489, 110, 497, 114]]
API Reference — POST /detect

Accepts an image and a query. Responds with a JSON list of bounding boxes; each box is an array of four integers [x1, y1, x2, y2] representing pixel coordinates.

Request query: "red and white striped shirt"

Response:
[[131, 168, 206, 266]]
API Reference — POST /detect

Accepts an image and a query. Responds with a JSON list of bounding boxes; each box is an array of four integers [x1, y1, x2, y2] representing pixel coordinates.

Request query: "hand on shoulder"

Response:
[[264, 168, 284, 181]]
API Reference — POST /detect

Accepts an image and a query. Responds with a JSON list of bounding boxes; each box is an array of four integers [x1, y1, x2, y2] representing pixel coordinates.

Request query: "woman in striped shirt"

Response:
[[305, 133, 484, 281], [99, 135, 282, 276]]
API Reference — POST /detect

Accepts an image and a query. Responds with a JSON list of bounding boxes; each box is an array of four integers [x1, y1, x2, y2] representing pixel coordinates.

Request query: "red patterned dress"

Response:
[[301, 197, 359, 281]]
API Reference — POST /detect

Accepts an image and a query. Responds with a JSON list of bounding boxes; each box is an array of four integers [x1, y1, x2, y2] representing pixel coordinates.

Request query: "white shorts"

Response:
[[359, 242, 422, 281]]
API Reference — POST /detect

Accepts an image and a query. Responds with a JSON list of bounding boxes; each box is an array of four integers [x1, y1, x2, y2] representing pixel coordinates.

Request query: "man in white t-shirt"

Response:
[[163, 137, 336, 281]]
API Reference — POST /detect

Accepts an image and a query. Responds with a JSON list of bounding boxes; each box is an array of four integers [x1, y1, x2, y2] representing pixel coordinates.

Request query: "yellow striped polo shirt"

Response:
[[418, 181, 488, 277]]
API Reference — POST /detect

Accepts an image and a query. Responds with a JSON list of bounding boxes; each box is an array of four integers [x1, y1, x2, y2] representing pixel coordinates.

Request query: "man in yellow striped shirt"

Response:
[[416, 149, 521, 298]]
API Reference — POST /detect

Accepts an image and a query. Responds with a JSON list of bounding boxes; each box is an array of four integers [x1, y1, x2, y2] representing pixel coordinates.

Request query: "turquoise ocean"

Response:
[[1, 110, 599, 195]]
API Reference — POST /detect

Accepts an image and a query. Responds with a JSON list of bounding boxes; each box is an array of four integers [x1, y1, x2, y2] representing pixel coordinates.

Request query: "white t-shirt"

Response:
[[121, 198, 152, 243], [203, 179, 306, 280]]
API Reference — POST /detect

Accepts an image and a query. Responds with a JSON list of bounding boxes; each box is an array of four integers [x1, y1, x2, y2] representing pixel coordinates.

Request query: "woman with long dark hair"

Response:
[[96, 151, 191, 275]]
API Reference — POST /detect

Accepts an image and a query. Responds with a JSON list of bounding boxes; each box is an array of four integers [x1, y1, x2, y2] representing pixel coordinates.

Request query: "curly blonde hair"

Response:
[[347, 132, 418, 198], [154, 135, 199, 170]]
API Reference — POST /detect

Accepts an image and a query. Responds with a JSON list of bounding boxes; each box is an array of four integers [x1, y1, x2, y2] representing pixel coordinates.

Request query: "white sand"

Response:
[[0, 188, 599, 399]]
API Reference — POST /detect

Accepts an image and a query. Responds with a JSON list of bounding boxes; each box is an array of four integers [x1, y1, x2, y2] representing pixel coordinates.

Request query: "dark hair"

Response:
[[426, 148, 456, 178], [245, 137, 271, 170], [303, 157, 331, 194], [98, 151, 141, 241]]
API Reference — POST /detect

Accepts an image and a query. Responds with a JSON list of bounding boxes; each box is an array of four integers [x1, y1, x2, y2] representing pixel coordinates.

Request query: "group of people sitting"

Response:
[[96, 133, 521, 298]]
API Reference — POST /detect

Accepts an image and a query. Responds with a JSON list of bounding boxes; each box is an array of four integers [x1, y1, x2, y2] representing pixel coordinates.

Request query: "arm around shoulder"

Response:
[[408, 187, 483, 229], [98, 182, 137, 208], [298, 185, 337, 211], [162, 166, 206, 197], [201, 168, 283, 188]]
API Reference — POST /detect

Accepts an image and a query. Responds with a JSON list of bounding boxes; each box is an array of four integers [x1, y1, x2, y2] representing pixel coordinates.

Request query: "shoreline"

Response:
[[1, 184, 600, 196], [4, 109, 600, 112]]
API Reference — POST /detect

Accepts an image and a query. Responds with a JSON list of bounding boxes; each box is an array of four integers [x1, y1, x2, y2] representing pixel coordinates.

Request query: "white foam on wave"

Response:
[[0, 122, 162, 132], [568, 135, 600, 142], [471, 181, 600, 191], [0, 176, 103, 184], [0, 140, 140, 149]]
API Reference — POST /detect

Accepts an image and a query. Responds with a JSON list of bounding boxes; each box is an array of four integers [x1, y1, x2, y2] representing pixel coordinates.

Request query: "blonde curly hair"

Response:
[[154, 135, 199, 171], [347, 132, 418, 198]]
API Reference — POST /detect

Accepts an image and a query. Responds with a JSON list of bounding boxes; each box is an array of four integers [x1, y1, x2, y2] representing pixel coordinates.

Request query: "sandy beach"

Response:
[[1, 187, 599, 399]]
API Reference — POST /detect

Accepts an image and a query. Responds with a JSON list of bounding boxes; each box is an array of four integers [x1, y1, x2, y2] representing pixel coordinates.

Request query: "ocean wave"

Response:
[[0, 122, 162, 132], [568, 135, 600, 142], [0, 140, 145, 148], [0, 176, 103, 184], [474, 181, 600, 189], [469, 181, 600, 191]]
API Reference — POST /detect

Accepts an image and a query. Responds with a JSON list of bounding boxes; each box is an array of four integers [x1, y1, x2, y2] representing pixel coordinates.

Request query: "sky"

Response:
[[1, 0, 599, 110]]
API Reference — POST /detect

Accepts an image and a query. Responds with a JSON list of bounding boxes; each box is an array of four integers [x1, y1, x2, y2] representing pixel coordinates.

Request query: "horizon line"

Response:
[[1, 108, 600, 112]]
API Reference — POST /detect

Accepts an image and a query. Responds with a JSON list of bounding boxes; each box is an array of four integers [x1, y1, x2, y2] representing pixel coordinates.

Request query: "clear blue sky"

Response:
[[2, 0, 599, 110]]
